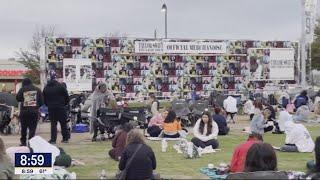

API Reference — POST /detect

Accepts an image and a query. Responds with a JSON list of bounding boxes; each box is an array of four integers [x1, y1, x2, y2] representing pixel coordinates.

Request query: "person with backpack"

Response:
[[16, 78, 43, 146]]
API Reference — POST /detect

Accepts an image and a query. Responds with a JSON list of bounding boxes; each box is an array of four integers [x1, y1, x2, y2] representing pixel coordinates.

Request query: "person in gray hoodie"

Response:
[[89, 83, 115, 141]]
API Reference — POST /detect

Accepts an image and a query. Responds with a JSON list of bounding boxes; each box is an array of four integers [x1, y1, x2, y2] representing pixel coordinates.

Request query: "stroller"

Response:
[[0, 104, 13, 135], [69, 93, 88, 126], [190, 100, 209, 125], [171, 99, 192, 126], [97, 108, 128, 138], [122, 107, 147, 128]]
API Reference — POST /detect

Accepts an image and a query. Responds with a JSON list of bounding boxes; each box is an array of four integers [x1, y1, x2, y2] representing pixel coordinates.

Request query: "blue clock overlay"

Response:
[[15, 153, 52, 167]]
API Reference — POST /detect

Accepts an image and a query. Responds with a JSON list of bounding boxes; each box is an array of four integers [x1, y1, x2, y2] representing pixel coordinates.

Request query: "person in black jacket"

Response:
[[16, 78, 43, 146], [43, 79, 69, 144], [118, 129, 156, 179], [212, 107, 229, 135]]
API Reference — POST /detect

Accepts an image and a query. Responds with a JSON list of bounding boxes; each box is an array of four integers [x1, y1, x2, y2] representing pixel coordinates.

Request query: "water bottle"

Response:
[[187, 142, 194, 158], [161, 139, 167, 152], [99, 169, 106, 180]]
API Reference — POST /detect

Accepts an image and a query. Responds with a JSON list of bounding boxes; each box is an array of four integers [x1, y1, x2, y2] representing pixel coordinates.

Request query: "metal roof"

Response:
[[0, 59, 28, 71]]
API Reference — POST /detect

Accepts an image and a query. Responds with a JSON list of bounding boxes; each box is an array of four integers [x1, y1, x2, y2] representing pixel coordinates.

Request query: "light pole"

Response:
[[161, 3, 167, 39]]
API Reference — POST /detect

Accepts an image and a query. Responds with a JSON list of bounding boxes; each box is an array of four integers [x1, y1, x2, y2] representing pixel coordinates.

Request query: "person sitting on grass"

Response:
[[305, 136, 320, 179], [262, 109, 275, 133], [191, 111, 219, 149], [212, 107, 230, 135], [0, 137, 14, 179], [273, 107, 292, 134], [227, 143, 287, 179], [147, 109, 168, 137], [244, 143, 277, 172], [293, 105, 310, 123], [108, 123, 133, 161], [118, 129, 157, 180], [163, 111, 185, 138], [229, 132, 263, 173], [279, 121, 314, 153], [250, 101, 265, 134]]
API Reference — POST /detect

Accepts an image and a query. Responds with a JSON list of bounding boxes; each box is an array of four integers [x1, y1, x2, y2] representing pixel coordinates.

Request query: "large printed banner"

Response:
[[63, 59, 92, 92], [46, 37, 298, 97], [134, 41, 227, 54], [249, 48, 294, 81]]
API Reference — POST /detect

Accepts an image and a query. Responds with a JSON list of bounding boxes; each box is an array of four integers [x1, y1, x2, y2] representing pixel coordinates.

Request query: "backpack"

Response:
[[54, 147, 72, 167], [295, 97, 307, 109]]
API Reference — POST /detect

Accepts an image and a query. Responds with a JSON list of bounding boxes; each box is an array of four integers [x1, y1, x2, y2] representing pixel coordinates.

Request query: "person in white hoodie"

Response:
[[275, 107, 293, 134], [191, 111, 219, 149], [223, 96, 238, 123], [280, 121, 314, 152], [244, 97, 255, 121]]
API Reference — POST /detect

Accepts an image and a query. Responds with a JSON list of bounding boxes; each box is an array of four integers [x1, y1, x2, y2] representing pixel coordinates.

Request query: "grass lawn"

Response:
[[62, 117, 320, 179]]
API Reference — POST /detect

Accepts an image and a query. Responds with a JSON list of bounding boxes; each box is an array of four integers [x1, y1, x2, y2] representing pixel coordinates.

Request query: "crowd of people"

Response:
[[1, 78, 320, 179]]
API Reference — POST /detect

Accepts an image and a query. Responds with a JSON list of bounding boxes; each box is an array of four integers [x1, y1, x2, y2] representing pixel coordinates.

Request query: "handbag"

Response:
[[116, 144, 143, 180]]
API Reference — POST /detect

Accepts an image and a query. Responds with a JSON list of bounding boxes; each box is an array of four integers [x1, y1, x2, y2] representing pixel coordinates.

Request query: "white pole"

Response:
[[301, 0, 307, 86]]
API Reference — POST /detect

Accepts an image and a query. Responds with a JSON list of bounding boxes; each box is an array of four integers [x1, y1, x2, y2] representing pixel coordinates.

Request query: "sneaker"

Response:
[[92, 137, 97, 142], [48, 140, 56, 144], [61, 140, 69, 143]]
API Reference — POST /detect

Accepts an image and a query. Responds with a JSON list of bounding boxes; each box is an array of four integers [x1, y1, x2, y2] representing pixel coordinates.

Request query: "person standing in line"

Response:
[[43, 79, 69, 144], [244, 97, 255, 121], [149, 93, 160, 116], [16, 78, 43, 146], [223, 95, 238, 123]]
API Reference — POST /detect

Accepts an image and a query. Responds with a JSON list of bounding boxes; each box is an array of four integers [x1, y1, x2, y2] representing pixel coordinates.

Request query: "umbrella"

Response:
[[0, 92, 18, 107]]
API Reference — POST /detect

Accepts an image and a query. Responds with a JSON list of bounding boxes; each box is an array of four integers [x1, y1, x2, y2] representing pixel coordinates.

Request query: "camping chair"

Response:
[[190, 100, 209, 125], [98, 108, 125, 137], [171, 99, 192, 126], [122, 107, 147, 127]]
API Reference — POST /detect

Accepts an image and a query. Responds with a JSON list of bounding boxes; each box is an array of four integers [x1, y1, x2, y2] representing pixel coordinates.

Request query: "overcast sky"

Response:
[[0, 0, 318, 59]]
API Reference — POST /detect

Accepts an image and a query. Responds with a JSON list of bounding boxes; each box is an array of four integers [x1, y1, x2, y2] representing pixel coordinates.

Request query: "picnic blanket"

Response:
[[147, 137, 183, 141], [199, 167, 227, 180]]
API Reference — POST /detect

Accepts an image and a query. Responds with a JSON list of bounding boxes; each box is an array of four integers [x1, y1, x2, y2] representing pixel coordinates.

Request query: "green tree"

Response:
[[311, 20, 320, 70], [16, 26, 55, 84]]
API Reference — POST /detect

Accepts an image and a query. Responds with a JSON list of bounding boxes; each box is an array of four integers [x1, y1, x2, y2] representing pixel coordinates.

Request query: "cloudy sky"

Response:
[[0, 0, 317, 59]]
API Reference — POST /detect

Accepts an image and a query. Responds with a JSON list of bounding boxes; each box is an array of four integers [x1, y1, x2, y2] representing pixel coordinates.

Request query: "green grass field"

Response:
[[61, 119, 320, 179]]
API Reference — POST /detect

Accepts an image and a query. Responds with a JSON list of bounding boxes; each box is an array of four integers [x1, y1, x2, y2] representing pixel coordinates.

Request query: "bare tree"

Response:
[[16, 26, 56, 85]]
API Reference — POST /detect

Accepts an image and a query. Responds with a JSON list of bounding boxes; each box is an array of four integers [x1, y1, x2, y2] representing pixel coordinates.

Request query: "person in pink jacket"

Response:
[[147, 109, 168, 137]]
